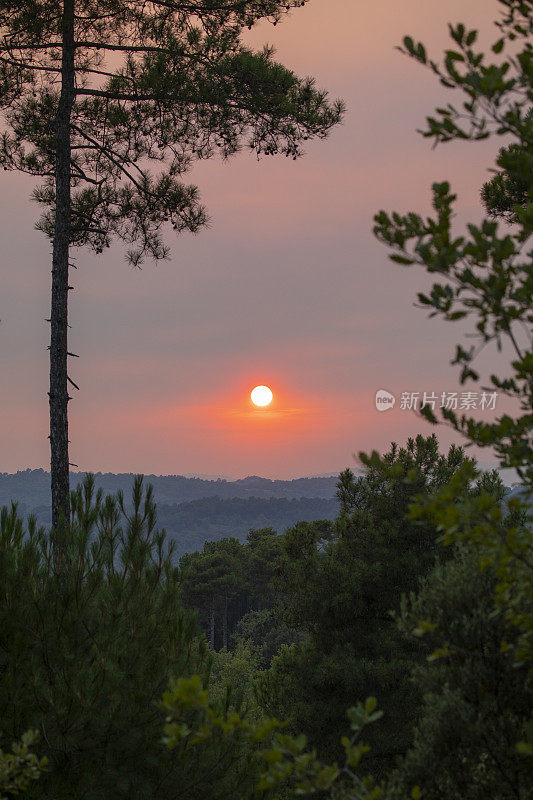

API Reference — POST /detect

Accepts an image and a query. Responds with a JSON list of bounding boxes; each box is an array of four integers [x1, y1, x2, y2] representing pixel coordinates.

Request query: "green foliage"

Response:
[[180, 536, 246, 649], [235, 607, 306, 668], [407, 462, 532, 666], [179, 527, 288, 651], [375, 2, 533, 484], [371, 0, 533, 783], [373, 0, 533, 664], [0, 476, 253, 799], [159, 496, 338, 558], [209, 640, 264, 719], [0, 0, 344, 265], [257, 436, 471, 776], [387, 550, 532, 800], [162, 675, 383, 799], [481, 139, 533, 221], [0, 731, 46, 799]]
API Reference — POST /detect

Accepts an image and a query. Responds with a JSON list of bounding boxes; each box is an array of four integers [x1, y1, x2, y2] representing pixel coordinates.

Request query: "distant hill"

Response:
[[2, 468, 519, 559], [157, 496, 339, 558], [0, 469, 341, 557], [0, 469, 339, 508]]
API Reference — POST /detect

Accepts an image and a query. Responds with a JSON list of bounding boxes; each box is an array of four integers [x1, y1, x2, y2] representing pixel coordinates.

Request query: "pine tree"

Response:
[[258, 436, 477, 776], [0, 0, 344, 530], [0, 476, 256, 798], [180, 537, 244, 650]]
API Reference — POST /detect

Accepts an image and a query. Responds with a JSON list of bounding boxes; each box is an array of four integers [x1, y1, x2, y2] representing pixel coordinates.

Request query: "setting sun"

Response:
[[251, 385, 273, 407]]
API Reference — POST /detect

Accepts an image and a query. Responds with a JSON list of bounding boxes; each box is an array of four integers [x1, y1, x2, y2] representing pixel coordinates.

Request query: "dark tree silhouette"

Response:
[[0, 0, 343, 533]]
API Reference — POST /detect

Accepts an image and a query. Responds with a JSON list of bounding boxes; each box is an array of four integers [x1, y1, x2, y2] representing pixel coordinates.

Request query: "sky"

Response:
[[1, 0, 510, 479]]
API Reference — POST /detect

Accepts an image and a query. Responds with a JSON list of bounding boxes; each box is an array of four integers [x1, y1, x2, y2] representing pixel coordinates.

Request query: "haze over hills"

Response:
[[1, 467, 520, 559], [0, 469, 340, 507], [0, 469, 341, 557]]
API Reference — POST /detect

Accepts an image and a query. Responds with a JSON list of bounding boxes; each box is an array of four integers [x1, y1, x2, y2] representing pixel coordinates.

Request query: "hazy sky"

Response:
[[1, 0, 507, 478]]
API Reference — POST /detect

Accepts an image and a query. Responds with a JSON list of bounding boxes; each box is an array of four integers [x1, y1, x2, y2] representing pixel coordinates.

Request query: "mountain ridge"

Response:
[[0, 469, 341, 510], [0, 469, 342, 558]]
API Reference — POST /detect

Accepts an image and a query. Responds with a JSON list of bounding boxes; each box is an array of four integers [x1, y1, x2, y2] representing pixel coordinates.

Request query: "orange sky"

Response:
[[1, 0, 508, 478]]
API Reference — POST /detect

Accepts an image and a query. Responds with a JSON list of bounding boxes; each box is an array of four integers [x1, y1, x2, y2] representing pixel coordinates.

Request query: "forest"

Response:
[[0, 472, 340, 557], [0, 1, 531, 799], [0, 472, 339, 510], [1, 434, 531, 799]]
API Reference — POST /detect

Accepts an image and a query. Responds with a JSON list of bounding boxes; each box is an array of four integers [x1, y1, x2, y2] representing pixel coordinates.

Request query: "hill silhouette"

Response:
[[0, 469, 340, 557]]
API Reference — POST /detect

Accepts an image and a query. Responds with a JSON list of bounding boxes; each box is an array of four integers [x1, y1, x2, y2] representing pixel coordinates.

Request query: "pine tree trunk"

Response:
[[50, 0, 75, 534], [209, 596, 215, 650], [222, 594, 228, 650]]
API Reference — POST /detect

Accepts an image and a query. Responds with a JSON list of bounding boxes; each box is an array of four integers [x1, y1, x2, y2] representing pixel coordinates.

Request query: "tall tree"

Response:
[[0, 476, 257, 799], [373, 0, 533, 672], [258, 436, 471, 777], [387, 547, 532, 800], [0, 0, 343, 529], [180, 536, 244, 650]]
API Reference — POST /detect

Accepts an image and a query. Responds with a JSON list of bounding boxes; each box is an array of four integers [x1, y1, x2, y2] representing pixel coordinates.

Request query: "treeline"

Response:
[[178, 436, 531, 792], [0, 487, 339, 558], [0, 473, 340, 558], [159, 496, 339, 557], [0, 470, 339, 510], [2, 435, 530, 799]]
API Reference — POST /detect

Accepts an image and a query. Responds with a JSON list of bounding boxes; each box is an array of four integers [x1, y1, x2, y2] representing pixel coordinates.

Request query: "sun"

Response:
[[251, 385, 273, 407]]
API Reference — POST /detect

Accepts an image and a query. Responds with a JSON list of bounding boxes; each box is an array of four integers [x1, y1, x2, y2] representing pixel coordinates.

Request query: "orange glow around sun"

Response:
[[251, 385, 273, 407]]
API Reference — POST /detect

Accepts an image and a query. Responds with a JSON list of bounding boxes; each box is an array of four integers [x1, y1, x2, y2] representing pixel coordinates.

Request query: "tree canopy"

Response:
[[0, 0, 343, 264]]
